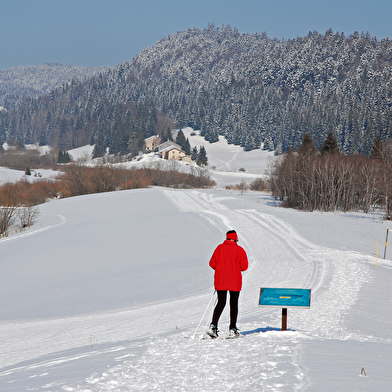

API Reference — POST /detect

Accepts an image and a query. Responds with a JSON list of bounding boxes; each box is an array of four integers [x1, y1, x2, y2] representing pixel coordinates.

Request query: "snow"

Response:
[[0, 167, 59, 184], [24, 144, 52, 156], [0, 136, 392, 391], [67, 145, 95, 162]]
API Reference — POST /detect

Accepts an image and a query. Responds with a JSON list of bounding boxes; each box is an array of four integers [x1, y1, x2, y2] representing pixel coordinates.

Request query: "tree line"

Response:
[[0, 63, 107, 108], [269, 133, 392, 218]]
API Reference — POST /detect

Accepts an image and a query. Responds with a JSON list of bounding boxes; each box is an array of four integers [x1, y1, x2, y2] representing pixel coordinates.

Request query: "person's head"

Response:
[[226, 230, 238, 243]]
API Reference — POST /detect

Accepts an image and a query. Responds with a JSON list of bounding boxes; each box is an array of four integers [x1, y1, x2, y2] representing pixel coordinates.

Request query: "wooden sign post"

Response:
[[259, 288, 311, 331]]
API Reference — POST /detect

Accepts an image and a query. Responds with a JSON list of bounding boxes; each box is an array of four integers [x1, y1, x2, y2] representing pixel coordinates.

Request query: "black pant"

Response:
[[211, 290, 240, 329]]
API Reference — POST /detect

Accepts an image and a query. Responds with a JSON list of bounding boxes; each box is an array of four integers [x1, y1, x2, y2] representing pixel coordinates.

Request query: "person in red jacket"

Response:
[[207, 230, 248, 338]]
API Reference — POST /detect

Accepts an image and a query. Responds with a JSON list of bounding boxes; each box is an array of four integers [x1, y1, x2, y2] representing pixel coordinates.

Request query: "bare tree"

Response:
[[188, 166, 214, 188], [0, 182, 20, 236], [0, 207, 18, 236], [91, 164, 121, 193], [378, 141, 392, 219], [237, 178, 248, 195], [18, 206, 40, 228], [63, 163, 92, 196], [270, 144, 391, 216]]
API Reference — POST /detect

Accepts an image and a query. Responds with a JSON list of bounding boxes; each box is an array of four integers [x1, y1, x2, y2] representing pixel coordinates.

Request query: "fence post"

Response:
[[384, 227, 390, 260]]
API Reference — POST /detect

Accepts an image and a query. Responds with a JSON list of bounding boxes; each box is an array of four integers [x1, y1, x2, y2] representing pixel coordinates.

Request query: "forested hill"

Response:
[[0, 63, 108, 108], [1, 25, 392, 154]]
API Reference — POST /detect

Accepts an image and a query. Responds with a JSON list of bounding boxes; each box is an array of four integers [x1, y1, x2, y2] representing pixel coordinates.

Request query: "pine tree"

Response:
[[136, 132, 145, 150], [57, 149, 71, 163], [162, 128, 173, 141], [92, 131, 107, 158], [370, 135, 384, 160], [197, 146, 208, 166], [320, 132, 339, 155], [58, 119, 69, 149], [39, 130, 47, 147], [297, 132, 317, 157], [183, 138, 191, 155], [175, 129, 187, 149], [191, 146, 198, 161]]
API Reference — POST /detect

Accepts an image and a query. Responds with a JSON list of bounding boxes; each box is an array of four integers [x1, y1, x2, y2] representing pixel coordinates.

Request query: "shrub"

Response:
[[269, 148, 391, 215], [0, 207, 18, 236], [18, 206, 40, 228], [249, 178, 267, 191]]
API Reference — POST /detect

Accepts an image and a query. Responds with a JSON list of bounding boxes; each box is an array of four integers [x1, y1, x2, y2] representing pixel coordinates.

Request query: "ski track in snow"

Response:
[[66, 333, 307, 392], [212, 146, 240, 172], [0, 188, 385, 391], [62, 189, 381, 391], [0, 213, 66, 244]]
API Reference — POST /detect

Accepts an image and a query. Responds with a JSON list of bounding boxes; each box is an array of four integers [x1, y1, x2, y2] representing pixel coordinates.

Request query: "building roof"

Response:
[[144, 135, 160, 142], [157, 140, 182, 152], [161, 147, 186, 155]]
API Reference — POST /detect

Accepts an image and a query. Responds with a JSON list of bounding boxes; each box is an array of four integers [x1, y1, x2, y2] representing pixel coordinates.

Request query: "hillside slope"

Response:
[[1, 26, 392, 153], [0, 63, 108, 108], [0, 186, 391, 390]]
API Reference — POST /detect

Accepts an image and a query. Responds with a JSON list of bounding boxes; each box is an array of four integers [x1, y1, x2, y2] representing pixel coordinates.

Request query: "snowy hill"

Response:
[[0, 142, 392, 390], [0, 63, 108, 107], [4, 27, 392, 155]]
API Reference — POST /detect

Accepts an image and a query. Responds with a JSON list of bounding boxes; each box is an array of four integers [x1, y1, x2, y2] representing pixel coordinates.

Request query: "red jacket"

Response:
[[209, 240, 248, 291]]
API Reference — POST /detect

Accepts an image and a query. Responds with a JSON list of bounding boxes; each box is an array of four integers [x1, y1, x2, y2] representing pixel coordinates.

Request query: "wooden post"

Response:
[[282, 308, 287, 331], [384, 227, 389, 260]]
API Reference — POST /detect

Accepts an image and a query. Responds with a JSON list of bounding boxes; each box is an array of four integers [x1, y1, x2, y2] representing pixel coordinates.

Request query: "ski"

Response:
[[226, 334, 243, 339]]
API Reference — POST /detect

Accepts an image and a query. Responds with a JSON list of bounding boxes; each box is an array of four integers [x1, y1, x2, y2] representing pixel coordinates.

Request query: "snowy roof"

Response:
[[144, 135, 160, 142], [160, 146, 185, 153], [157, 140, 182, 152]]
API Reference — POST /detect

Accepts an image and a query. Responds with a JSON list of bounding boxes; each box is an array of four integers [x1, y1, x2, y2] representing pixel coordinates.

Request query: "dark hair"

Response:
[[226, 230, 236, 235]]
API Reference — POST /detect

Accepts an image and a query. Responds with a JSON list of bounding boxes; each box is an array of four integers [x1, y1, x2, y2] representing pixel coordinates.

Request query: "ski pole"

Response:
[[192, 290, 216, 339]]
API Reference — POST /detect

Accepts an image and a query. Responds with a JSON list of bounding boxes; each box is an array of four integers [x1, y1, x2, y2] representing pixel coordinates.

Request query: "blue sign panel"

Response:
[[259, 288, 311, 308]]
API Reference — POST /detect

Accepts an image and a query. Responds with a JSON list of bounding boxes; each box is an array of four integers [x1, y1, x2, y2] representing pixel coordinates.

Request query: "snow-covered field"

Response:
[[0, 167, 59, 184], [0, 135, 392, 391]]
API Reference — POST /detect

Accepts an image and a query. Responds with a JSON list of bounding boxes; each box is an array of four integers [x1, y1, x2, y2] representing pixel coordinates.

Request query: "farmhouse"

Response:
[[161, 146, 186, 160], [157, 140, 182, 153], [144, 135, 161, 151], [144, 138, 192, 162]]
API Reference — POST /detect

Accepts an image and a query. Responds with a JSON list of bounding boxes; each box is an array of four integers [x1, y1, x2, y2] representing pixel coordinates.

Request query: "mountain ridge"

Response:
[[1, 25, 391, 154], [0, 62, 109, 108]]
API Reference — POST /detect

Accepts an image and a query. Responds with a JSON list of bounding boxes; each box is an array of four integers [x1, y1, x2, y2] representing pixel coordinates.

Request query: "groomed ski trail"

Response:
[[0, 188, 382, 391], [162, 189, 373, 340], [63, 189, 377, 391]]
